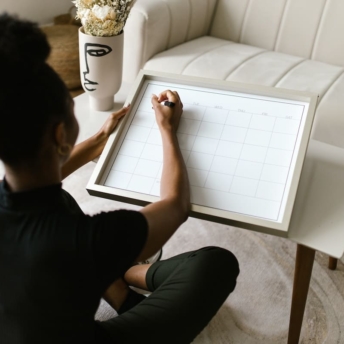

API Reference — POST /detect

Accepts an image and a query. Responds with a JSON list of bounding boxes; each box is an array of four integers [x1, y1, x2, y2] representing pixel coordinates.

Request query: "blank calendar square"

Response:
[[204, 108, 228, 124], [187, 152, 214, 170], [147, 129, 162, 146], [198, 122, 223, 139], [250, 114, 275, 131], [221, 126, 247, 143], [177, 133, 196, 150], [230, 176, 259, 197], [141, 144, 163, 162], [183, 104, 206, 120], [215, 141, 242, 159], [211, 156, 237, 175], [192, 137, 219, 155], [134, 159, 161, 178], [181, 149, 191, 162], [240, 145, 268, 163], [245, 129, 272, 147], [256, 181, 285, 202], [126, 125, 151, 143], [265, 148, 293, 167], [89, 71, 317, 233], [260, 165, 289, 184], [127, 175, 155, 194], [270, 133, 296, 150], [190, 187, 225, 210], [235, 160, 263, 179], [112, 155, 138, 173], [187, 168, 209, 187], [105, 170, 132, 189], [150, 180, 160, 196], [226, 112, 252, 127], [132, 111, 155, 128], [205, 172, 233, 191], [179, 118, 201, 135], [274, 118, 300, 135], [119, 140, 145, 158]]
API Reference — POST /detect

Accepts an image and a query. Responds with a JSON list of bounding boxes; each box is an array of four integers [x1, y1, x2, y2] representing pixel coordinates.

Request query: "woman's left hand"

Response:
[[61, 105, 130, 180], [97, 105, 130, 142], [93, 105, 130, 158]]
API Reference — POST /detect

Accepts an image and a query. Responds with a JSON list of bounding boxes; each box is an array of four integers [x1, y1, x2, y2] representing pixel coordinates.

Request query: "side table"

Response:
[[287, 139, 344, 343]]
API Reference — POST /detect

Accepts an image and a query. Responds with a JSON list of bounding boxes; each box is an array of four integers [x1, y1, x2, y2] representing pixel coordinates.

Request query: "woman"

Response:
[[0, 14, 239, 344]]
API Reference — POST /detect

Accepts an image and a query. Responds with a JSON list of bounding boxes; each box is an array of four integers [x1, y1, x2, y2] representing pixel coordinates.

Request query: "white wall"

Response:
[[0, 0, 74, 24]]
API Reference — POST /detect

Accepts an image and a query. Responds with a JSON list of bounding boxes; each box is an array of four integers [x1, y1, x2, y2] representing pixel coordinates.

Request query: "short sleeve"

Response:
[[82, 210, 148, 289]]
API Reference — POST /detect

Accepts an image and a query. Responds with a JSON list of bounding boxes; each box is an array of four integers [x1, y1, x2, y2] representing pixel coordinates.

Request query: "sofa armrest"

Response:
[[123, 0, 217, 82]]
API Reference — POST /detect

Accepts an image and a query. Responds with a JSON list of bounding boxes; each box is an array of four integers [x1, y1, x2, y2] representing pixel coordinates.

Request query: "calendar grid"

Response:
[[105, 81, 305, 221]]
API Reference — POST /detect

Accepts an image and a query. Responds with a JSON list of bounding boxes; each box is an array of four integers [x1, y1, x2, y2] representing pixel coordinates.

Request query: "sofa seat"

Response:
[[144, 36, 344, 147]]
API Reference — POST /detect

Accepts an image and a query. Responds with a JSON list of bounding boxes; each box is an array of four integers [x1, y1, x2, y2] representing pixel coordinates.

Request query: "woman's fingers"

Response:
[[109, 105, 130, 126], [151, 94, 160, 108], [151, 90, 183, 133], [100, 105, 130, 137], [158, 90, 179, 103], [112, 104, 130, 118]]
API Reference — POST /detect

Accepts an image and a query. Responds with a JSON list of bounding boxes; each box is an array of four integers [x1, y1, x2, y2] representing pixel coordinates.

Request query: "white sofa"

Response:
[[123, 0, 344, 149]]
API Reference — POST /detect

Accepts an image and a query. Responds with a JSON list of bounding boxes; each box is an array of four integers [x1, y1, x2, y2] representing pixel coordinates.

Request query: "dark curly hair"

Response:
[[0, 14, 72, 166]]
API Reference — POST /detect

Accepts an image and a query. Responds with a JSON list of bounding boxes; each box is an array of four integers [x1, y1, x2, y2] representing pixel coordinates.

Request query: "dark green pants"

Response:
[[96, 246, 240, 344]]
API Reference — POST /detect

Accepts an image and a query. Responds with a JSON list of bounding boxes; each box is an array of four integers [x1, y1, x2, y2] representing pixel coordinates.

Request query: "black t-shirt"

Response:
[[0, 180, 148, 343]]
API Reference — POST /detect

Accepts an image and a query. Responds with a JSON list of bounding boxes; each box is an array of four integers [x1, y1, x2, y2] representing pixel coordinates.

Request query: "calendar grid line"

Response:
[[120, 137, 296, 152]]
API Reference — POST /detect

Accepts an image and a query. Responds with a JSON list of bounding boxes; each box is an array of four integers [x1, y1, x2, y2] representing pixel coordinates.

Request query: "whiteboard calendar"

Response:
[[87, 71, 318, 235]]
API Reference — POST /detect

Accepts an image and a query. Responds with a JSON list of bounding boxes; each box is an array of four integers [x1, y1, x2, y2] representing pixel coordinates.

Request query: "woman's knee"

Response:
[[198, 246, 239, 269], [193, 246, 240, 285]]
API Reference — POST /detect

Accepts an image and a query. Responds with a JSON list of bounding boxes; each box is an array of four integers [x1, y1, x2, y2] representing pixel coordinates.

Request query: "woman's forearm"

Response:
[[61, 132, 106, 180], [160, 129, 190, 215], [61, 107, 129, 180], [137, 129, 190, 260]]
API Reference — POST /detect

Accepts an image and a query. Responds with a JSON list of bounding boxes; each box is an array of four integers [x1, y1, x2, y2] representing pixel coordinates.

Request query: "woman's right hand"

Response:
[[151, 90, 183, 133]]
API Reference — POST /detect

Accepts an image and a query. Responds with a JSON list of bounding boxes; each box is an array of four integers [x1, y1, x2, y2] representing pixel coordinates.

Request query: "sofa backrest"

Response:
[[161, 0, 217, 48], [210, 0, 344, 67]]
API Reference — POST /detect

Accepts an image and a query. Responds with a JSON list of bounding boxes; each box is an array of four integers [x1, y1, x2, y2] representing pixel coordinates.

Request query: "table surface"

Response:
[[288, 139, 344, 258], [1, 83, 343, 259]]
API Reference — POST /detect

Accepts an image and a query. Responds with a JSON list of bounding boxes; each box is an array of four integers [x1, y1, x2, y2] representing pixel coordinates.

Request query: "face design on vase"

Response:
[[83, 43, 113, 92]]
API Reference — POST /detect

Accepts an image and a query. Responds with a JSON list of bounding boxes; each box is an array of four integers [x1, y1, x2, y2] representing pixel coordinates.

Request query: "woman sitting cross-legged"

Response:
[[0, 14, 240, 344]]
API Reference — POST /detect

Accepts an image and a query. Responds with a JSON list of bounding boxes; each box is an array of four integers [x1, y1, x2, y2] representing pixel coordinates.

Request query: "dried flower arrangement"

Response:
[[73, 0, 133, 36]]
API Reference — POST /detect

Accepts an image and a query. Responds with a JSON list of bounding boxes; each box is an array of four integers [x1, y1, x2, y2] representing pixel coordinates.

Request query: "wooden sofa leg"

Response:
[[328, 257, 338, 270]]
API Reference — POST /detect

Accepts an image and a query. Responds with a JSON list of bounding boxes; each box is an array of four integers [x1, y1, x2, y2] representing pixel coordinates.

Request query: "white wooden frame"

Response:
[[87, 70, 318, 237]]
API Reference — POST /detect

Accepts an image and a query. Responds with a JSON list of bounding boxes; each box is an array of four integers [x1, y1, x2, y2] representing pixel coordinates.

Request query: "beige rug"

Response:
[[63, 162, 344, 344]]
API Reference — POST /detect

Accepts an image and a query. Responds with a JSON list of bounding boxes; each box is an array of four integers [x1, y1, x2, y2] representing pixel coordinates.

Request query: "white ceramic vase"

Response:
[[78, 28, 123, 111]]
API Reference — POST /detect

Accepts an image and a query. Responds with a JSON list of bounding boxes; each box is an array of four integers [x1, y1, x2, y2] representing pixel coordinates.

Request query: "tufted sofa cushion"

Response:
[[123, 0, 344, 148]]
